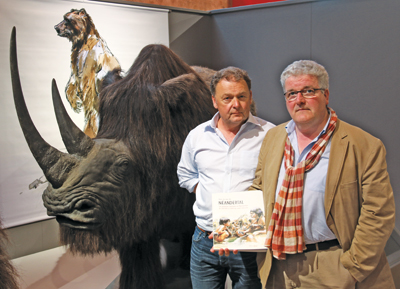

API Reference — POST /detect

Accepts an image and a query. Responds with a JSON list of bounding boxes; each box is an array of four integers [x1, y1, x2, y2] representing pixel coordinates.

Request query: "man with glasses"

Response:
[[251, 60, 395, 288]]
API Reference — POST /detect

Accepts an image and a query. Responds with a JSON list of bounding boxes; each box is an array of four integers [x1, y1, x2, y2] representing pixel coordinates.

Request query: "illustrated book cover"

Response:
[[212, 190, 267, 251]]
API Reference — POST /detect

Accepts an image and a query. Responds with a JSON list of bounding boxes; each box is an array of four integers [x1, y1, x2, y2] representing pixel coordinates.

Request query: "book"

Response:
[[212, 190, 268, 251]]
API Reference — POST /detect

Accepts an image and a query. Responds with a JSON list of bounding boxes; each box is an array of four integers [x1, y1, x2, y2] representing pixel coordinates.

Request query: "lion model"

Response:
[[55, 8, 121, 138]]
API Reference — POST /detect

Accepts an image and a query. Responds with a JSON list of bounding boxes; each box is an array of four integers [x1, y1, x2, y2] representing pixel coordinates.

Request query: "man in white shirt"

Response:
[[177, 66, 275, 289]]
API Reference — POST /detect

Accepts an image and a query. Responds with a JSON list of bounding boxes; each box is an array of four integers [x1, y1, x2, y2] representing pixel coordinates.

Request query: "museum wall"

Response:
[[124, 0, 230, 10], [171, 0, 400, 230]]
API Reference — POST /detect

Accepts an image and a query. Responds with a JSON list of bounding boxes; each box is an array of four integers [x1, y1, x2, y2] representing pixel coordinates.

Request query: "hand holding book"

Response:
[[208, 232, 239, 256], [212, 190, 267, 252]]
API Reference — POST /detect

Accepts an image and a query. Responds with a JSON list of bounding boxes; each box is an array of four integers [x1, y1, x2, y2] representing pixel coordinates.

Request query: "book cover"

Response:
[[212, 190, 267, 251]]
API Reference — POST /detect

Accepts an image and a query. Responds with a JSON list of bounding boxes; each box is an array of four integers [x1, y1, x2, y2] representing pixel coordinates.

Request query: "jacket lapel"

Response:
[[324, 119, 349, 219], [266, 127, 287, 205]]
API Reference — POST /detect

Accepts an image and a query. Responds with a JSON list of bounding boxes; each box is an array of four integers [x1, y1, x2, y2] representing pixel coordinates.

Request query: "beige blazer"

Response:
[[251, 119, 395, 289]]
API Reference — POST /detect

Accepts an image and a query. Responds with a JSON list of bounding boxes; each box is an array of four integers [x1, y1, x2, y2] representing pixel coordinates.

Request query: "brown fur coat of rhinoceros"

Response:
[[0, 220, 19, 289], [10, 27, 217, 289]]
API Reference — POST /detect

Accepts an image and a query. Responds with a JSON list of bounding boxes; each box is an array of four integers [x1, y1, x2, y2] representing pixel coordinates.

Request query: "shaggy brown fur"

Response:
[[55, 8, 121, 138], [0, 220, 19, 289], [58, 45, 215, 288], [11, 26, 215, 288]]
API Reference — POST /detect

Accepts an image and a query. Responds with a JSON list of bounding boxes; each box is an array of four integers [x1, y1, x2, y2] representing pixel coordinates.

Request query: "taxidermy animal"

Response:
[[55, 8, 121, 138], [0, 219, 19, 289], [10, 27, 216, 289]]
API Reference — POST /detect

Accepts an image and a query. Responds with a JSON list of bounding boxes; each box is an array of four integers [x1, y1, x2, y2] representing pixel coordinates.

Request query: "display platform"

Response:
[[11, 246, 120, 289], [10, 241, 194, 289]]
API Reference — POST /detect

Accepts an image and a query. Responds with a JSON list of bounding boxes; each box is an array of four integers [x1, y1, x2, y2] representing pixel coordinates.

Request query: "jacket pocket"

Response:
[[332, 180, 359, 249]]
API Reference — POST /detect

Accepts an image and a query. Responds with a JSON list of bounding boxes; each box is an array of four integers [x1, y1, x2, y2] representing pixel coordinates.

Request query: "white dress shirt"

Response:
[[177, 112, 275, 231]]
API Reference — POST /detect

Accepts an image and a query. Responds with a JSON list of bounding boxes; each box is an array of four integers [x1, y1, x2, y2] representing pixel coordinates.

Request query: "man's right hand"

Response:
[[208, 232, 239, 256]]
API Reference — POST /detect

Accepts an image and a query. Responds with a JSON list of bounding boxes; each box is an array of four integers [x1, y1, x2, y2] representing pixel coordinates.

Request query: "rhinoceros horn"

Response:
[[10, 27, 87, 188], [51, 79, 94, 156]]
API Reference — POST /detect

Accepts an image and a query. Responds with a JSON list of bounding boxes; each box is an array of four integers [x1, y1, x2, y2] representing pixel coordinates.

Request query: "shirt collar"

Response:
[[210, 112, 260, 130]]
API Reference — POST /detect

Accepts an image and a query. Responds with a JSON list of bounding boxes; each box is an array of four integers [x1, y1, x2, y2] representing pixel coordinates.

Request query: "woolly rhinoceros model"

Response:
[[10, 27, 216, 289], [0, 220, 19, 289]]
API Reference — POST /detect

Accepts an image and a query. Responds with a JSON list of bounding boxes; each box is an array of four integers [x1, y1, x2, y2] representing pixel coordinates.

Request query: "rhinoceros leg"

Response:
[[118, 238, 164, 289]]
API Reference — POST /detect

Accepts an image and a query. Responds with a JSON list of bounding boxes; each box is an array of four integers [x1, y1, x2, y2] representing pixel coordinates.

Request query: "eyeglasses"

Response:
[[284, 88, 325, 102]]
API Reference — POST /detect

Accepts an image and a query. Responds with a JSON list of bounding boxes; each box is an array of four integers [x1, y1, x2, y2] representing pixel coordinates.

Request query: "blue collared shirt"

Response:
[[178, 112, 275, 231], [275, 115, 336, 244]]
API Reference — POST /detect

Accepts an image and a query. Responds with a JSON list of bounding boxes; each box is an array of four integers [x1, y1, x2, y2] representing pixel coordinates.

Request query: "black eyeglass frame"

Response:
[[283, 88, 325, 101]]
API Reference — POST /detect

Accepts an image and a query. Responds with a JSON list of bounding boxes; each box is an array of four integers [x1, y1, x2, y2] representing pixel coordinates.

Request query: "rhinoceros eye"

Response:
[[109, 157, 131, 183], [114, 158, 130, 175]]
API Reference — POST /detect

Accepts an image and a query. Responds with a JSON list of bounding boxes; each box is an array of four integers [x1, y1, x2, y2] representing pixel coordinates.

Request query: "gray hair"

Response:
[[280, 60, 329, 91], [210, 66, 251, 95]]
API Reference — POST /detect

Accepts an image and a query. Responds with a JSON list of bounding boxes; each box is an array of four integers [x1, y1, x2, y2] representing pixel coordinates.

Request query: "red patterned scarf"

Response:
[[265, 108, 337, 260]]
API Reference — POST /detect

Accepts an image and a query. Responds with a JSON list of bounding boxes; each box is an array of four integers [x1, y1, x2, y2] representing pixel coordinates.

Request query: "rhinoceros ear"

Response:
[[10, 27, 78, 188], [51, 79, 94, 157]]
